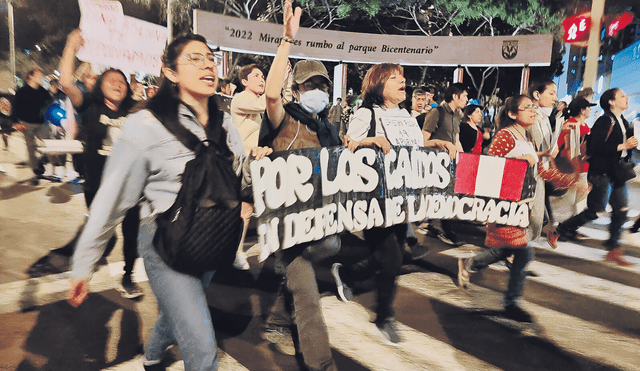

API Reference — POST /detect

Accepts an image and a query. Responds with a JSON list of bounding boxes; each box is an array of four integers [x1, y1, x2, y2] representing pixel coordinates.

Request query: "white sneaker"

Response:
[[233, 252, 250, 270], [43, 163, 54, 177], [54, 166, 65, 180]]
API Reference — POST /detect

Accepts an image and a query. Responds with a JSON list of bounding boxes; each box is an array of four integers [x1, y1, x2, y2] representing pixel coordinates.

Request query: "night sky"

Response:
[[0, 0, 164, 60]]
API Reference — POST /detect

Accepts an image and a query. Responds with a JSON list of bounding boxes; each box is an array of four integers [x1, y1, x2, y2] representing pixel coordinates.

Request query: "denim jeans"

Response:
[[558, 173, 628, 248], [468, 245, 534, 307], [139, 219, 218, 371]]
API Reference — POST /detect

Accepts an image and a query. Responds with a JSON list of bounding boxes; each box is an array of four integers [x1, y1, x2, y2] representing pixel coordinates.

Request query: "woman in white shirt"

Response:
[[335, 63, 454, 344]]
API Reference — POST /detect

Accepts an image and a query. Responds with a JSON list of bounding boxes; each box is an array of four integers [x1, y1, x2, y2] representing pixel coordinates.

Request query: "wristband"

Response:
[[280, 36, 295, 45]]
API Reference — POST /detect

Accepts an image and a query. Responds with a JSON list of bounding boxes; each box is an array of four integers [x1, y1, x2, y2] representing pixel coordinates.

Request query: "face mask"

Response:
[[299, 89, 329, 114]]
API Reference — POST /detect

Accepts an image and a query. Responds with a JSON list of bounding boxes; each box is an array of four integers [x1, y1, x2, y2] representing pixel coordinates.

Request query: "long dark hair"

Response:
[[145, 33, 227, 151], [92, 68, 136, 113], [528, 80, 555, 102], [496, 95, 531, 130], [600, 88, 620, 112]]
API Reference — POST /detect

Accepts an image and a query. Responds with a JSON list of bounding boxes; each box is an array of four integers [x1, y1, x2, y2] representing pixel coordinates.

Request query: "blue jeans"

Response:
[[468, 245, 534, 307], [139, 219, 218, 371], [558, 173, 628, 248]]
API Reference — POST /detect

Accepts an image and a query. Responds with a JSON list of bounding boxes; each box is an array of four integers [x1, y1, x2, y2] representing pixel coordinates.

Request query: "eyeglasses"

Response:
[[180, 53, 218, 67], [518, 105, 538, 112]]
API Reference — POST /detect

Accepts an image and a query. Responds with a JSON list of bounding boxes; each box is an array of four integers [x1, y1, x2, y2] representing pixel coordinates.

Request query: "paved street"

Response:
[[1, 132, 640, 371]]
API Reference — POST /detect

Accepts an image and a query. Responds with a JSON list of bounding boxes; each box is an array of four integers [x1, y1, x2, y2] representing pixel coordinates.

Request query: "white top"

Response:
[[347, 106, 424, 147]]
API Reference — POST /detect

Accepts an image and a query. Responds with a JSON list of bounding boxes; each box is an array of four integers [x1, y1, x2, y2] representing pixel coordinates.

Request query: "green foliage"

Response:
[[336, 3, 351, 18], [437, 0, 561, 35]]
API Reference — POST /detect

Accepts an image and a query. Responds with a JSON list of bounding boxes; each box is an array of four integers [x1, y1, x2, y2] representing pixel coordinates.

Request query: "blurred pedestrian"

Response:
[[553, 89, 637, 266], [0, 96, 14, 150], [13, 68, 52, 185], [550, 97, 596, 228], [60, 29, 142, 298]]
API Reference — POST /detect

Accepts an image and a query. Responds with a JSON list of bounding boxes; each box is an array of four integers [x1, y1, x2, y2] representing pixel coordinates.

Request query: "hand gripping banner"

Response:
[[250, 146, 536, 260]]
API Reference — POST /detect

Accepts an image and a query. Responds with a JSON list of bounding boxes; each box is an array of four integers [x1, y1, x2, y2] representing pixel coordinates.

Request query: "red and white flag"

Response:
[[454, 153, 528, 201]]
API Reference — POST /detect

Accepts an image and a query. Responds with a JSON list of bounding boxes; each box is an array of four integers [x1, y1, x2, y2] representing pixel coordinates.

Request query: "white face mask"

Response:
[[299, 89, 329, 114]]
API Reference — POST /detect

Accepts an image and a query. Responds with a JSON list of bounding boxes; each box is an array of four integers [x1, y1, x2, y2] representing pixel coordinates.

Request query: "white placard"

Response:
[[634, 119, 640, 150], [77, 0, 168, 76], [78, 0, 124, 39], [379, 116, 424, 147]]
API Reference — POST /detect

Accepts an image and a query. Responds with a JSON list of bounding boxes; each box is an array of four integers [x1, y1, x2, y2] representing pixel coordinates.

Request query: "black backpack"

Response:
[[153, 114, 243, 276]]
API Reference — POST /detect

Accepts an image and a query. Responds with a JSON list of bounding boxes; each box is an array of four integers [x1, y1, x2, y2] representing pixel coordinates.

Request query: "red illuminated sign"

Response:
[[607, 12, 633, 37], [563, 13, 591, 46]]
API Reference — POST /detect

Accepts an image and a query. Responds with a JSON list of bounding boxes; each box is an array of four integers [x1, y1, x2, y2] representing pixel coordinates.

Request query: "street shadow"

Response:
[[0, 182, 42, 200], [394, 287, 619, 371], [15, 292, 142, 371]]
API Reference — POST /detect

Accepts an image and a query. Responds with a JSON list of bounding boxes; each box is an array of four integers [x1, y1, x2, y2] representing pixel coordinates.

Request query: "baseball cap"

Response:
[[566, 97, 596, 117], [292, 60, 331, 84]]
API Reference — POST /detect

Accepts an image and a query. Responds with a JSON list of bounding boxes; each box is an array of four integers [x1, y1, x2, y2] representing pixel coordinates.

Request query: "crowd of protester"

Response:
[[2, 0, 638, 369]]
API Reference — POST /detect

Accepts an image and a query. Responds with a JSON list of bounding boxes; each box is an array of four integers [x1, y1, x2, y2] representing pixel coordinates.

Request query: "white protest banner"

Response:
[[77, 0, 168, 76], [78, 0, 124, 40], [195, 10, 553, 67], [251, 147, 536, 260]]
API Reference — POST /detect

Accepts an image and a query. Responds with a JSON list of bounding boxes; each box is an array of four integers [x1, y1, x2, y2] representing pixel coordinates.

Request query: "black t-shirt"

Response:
[[13, 85, 51, 124], [77, 93, 129, 158]]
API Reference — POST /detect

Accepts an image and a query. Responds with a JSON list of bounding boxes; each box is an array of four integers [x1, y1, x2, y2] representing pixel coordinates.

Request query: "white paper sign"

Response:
[[77, 0, 168, 76], [634, 119, 640, 150], [379, 116, 424, 147], [78, 0, 124, 39]]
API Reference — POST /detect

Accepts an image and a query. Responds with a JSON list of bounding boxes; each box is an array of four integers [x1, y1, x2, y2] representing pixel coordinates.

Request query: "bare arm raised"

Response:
[[264, 0, 301, 128], [59, 29, 85, 107]]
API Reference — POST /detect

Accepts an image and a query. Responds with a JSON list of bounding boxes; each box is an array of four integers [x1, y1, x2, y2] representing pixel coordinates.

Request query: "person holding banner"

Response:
[[259, 0, 340, 369], [458, 95, 539, 323], [339, 62, 456, 344], [421, 83, 468, 246], [59, 29, 143, 299]]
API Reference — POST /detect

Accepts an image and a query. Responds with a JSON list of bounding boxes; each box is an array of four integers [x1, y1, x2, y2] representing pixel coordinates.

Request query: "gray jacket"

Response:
[[72, 105, 249, 279]]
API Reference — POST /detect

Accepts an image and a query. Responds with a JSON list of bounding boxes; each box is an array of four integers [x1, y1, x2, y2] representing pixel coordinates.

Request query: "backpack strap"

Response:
[[366, 106, 376, 138], [149, 110, 202, 152]]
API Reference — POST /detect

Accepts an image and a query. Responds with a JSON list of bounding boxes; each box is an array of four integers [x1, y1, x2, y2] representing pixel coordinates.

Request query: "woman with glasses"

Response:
[[458, 95, 539, 323], [68, 33, 271, 370], [59, 29, 142, 298]]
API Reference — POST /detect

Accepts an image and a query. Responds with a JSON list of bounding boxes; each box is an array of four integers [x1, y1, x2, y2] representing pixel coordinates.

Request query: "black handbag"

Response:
[[611, 159, 636, 184]]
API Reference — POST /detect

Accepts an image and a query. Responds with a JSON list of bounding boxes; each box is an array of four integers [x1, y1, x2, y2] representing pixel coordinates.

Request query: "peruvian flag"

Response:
[[454, 153, 529, 201]]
